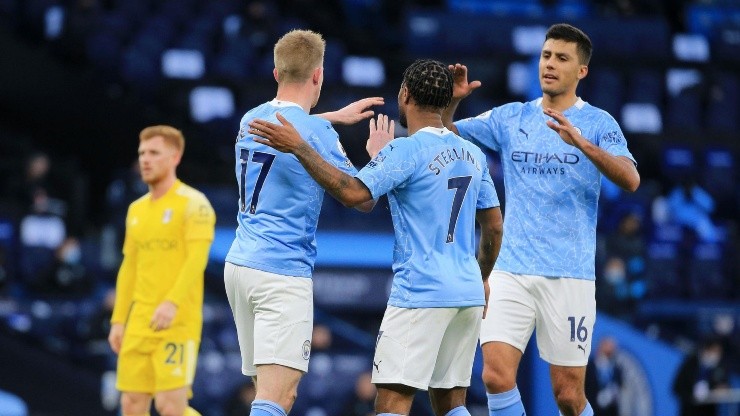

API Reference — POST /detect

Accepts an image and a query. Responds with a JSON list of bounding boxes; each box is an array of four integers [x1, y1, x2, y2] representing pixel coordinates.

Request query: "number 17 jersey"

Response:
[[226, 99, 358, 277]]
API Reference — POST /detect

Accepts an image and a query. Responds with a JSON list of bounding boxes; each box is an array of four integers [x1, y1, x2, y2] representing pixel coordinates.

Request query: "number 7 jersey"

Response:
[[356, 127, 500, 308], [226, 99, 358, 277]]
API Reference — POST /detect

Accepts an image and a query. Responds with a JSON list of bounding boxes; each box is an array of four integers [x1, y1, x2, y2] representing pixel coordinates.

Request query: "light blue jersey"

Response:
[[356, 127, 500, 308], [455, 98, 636, 280], [226, 99, 357, 277]]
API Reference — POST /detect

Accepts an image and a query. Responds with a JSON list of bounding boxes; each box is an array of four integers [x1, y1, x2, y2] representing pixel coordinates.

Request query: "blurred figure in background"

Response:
[[672, 337, 730, 416], [108, 125, 216, 416], [586, 337, 623, 416], [224, 381, 256, 416], [667, 177, 720, 243], [341, 372, 376, 416]]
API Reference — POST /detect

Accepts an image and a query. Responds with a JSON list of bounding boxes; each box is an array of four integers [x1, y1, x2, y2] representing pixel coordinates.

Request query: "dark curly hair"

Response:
[[401, 59, 453, 110]]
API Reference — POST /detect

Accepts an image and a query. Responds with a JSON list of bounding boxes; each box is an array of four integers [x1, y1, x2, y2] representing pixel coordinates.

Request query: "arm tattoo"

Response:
[[293, 142, 356, 202]]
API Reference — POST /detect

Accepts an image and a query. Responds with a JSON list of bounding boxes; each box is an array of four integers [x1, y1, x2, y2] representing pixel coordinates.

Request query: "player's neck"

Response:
[[541, 92, 579, 112], [275, 83, 314, 113], [149, 175, 177, 200], [406, 109, 444, 136]]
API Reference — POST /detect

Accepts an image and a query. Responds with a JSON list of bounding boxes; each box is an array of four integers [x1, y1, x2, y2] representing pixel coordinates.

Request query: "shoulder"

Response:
[[388, 136, 418, 152], [176, 183, 213, 208], [304, 114, 336, 137], [128, 194, 149, 211], [580, 102, 619, 124], [473, 101, 527, 122]]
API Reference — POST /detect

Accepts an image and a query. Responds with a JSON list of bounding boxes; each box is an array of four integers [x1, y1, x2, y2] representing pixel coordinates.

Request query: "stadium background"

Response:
[[0, 0, 738, 415]]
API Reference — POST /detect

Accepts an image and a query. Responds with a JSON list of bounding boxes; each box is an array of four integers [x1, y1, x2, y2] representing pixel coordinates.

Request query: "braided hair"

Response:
[[401, 59, 453, 110]]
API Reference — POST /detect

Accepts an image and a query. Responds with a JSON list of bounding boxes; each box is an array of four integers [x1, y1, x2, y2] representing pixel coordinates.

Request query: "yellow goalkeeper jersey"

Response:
[[112, 180, 215, 339]]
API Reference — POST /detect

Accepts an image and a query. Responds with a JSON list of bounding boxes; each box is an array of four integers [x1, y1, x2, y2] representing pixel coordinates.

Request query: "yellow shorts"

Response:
[[116, 333, 199, 395]]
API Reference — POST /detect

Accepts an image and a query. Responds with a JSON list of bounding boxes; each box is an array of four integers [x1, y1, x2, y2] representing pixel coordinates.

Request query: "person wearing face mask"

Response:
[[585, 337, 623, 416], [672, 337, 730, 416]]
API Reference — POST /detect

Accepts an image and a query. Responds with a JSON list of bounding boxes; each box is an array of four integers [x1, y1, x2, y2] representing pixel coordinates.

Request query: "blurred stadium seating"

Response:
[[0, 0, 738, 415]]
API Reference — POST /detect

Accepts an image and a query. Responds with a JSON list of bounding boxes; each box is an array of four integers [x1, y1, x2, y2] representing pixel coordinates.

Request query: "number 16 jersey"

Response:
[[226, 99, 358, 277]]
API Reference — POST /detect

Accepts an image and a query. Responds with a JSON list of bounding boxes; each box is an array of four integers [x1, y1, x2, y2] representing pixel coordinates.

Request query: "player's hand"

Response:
[[448, 63, 482, 100], [108, 323, 124, 354], [482, 280, 490, 319], [367, 114, 394, 158], [544, 107, 581, 147], [150, 300, 177, 332], [250, 113, 304, 153], [326, 97, 385, 125]]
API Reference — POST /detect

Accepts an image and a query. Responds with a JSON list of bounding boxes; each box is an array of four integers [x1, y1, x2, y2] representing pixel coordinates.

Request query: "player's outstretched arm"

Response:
[[442, 63, 482, 134], [544, 107, 640, 192], [250, 113, 374, 208], [317, 97, 384, 125], [476, 206, 503, 318]]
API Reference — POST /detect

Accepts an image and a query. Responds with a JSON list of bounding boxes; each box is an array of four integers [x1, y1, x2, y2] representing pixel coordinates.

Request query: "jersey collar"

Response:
[[535, 97, 586, 111], [269, 98, 302, 109], [418, 126, 451, 136]]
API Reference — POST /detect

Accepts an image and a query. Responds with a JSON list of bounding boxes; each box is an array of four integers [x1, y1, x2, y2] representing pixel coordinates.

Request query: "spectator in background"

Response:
[[9, 152, 86, 237], [40, 236, 91, 294], [224, 381, 256, 416], [586, 337, 623, 416], [105, 160, 147, 244], [598, 258, 630, 318], [78, 288, 117, 370], [18, 188, 67, 291], [600, 211, 647, 316], [673, 337, 730, 416], [8, 152, 54, 212], [667, 177, 720, 243], [606, 211, 646, 264], [341, 372, 376, 416]]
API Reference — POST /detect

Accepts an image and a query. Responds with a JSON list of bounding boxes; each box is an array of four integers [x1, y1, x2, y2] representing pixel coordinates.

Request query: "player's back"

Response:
[[226, 99, 355, 277], [359, 127, 498, 308]]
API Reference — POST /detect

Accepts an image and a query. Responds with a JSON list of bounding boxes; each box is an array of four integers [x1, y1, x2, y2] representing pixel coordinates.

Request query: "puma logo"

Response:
[[519, 128, 529, 139], [373, 360, 381, 371], [577, 345, 586, 354]]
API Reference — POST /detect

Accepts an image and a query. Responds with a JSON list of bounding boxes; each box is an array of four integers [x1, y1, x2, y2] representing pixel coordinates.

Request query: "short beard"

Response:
[[399, 109, 408, 128]]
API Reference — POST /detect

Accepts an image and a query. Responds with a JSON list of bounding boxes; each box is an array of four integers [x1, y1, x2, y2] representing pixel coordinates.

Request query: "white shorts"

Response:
[[372, 305, 483, 390], [480, 271, 595, 366], [224, 262, 314, 376]]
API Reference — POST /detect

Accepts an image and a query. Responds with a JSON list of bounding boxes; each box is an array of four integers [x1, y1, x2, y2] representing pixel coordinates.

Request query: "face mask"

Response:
[[700, 351, 721, 368], [604, 268, 626, 285], [62, 245, 82, 264]]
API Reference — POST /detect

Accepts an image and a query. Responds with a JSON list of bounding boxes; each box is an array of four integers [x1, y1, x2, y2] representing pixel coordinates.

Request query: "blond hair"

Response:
[[139, 125, 185, 154], [273, 29, 325, 83]]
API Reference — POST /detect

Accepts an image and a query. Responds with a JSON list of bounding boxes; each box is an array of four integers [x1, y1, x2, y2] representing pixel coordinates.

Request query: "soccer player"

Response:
[[223, 29, 383, 416], [248, 59, 504, 416], [441, 24, 641, 416], [108, 125, 216, 416]]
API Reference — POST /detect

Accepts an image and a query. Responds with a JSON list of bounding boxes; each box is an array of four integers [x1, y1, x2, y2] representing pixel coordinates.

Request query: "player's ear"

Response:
[[312, 67, 322, 85], [273, 68, 279, 83], [577, 65, 588, 80], [402, 86, 410, 105]]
